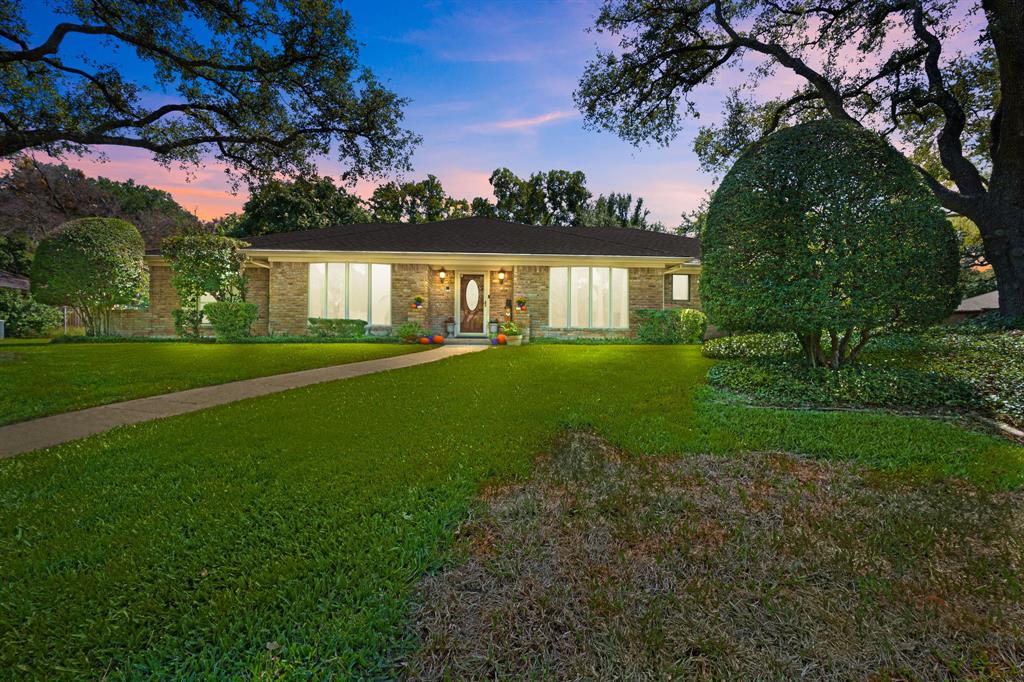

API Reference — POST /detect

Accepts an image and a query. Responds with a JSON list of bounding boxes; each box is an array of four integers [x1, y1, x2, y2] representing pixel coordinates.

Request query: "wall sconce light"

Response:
[[438, 268, 446, 281], [498, 268, 506, 282]]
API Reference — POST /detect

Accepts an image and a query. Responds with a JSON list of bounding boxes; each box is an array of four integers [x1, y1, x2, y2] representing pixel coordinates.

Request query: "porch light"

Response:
[[498, 268, 506, 282], [438, 268, 446, 281]]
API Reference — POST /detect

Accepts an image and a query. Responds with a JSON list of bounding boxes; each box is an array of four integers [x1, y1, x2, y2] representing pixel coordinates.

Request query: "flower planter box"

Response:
[[506, 335, 523, 346]]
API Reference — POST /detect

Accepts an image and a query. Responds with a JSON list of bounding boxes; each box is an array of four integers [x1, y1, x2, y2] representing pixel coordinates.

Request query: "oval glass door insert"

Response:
[[465, 279, 480, 310]]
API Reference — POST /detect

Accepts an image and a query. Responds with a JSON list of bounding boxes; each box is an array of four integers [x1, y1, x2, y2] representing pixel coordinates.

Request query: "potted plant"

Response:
[[411, 295, 425, 310], [488, 318, 499, 334], [500, 320, 523, 346], [515, 297, 527, 312], [445, 317, 455, 336]]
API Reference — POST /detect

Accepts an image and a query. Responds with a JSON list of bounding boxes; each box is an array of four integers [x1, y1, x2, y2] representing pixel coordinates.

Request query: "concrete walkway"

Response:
[[0, 345, 486, 459]]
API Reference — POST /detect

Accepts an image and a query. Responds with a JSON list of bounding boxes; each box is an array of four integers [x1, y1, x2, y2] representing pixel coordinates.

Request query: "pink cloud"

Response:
[[470, 110, 578, 133]]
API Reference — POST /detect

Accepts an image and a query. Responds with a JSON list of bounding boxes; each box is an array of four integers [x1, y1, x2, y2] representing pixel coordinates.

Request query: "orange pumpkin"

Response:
[[496, 334, 507, 344], [432, 335, 444, 344], [418, 337, 430, 344]]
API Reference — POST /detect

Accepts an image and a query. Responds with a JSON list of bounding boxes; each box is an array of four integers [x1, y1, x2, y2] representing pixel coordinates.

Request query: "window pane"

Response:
[[371, 264, 391, 325], [611, 268, 628, 328], [200, 292, 217, 323], [591, 267, 610, 328], [348, 263, 368, 321], [549, 267, 568, 327], [571, 266, 590, 328], [308, 263, 326, 318], [326, 263, 346, 319], [672, 274, 689, 300]]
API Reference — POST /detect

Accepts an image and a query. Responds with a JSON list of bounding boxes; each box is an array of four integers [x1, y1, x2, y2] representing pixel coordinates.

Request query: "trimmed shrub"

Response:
[[395, 321, 427, 343], [162, 232, 249, 338], [203, 301, 258, 340], [308, 317, 366, 338], [635, 308, 707, 344], [30, 217, 145, 336], [701, 119, 959, 368], [0, 290, 62, 337]]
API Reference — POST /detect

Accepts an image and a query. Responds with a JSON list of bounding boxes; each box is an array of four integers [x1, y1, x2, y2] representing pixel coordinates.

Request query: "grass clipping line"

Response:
[[400, 431, 1024, 680]]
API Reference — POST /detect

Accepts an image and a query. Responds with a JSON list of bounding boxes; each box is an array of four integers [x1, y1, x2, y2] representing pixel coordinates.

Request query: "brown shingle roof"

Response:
[[0, 270, 29, 291], [182, 217, 700, 259]]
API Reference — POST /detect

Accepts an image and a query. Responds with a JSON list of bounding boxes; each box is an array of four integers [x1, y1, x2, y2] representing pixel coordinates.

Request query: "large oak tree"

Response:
[[576, 0, 1024, 316], [0, 0, 419, 187]]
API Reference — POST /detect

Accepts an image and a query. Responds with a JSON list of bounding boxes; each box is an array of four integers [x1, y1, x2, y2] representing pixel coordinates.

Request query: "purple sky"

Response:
[[30, 0, 984, 225]]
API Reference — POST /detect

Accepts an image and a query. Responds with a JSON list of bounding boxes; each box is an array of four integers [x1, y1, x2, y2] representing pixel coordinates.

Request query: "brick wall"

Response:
[[392, 263, 430, 328], [140, 258, 704, 339], [147, 264, 179, 336], [490, 269, 514, 331], [247, 266, 270, 336], [426, 268, 455, 335], [512, 265, 548, 339], [127, 263, 272, 337], [268, 262, 308, 335]]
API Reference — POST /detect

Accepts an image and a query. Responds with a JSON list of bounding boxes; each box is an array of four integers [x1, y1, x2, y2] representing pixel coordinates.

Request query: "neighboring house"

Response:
[[135, 217, 702, 339], [0, 270, 30, 292], [948, 290, 1000, 323]]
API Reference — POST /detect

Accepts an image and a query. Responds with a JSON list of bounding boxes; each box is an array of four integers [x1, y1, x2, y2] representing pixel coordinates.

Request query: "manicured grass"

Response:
[[0, 340, 425, 425], [1, 346, 1021, 678]]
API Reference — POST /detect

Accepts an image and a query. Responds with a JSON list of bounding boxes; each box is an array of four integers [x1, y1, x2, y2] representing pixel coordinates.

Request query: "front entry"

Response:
[[459, 274, 485, 334]]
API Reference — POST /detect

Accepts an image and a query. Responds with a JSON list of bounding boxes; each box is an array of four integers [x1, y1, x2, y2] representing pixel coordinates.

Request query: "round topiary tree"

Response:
[[701, 119, 959, 368], [30, 217, 145, 336]]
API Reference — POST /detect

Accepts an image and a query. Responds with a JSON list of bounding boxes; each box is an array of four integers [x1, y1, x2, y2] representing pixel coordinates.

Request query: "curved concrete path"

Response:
[[0, 345, 486, 459]]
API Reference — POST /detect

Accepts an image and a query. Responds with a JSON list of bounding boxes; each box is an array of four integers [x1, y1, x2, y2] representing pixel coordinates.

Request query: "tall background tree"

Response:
[[576, 0, 1024, 316], [0, 0, 418, 187], [232, 177, 370, 237], [0, 156, 198, 247], [369, 174, 470, 223]]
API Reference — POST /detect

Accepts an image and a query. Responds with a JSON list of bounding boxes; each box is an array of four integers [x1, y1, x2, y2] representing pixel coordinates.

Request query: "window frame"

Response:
[[548, 266, 629, 330], [308, 262, 391, 324], [671, 274, 690, 301]]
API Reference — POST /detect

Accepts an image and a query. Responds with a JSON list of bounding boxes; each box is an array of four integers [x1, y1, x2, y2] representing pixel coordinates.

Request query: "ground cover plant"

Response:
[[404, 431, 1024, 680], [0, 341, 424, 425], [1, 346, 1022, 678], [705, 327, 1024, 429]]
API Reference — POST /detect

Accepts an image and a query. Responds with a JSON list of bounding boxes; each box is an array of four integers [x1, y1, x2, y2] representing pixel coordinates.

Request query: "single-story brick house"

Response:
[[133, 217, 702, 340]]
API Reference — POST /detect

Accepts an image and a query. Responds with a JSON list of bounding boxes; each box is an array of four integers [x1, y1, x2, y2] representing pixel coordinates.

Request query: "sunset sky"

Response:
[[22, 0, 982, 226]]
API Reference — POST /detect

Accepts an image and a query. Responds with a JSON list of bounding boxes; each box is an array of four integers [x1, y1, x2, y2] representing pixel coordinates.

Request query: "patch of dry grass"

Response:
[[401, 432, 1024, 680]]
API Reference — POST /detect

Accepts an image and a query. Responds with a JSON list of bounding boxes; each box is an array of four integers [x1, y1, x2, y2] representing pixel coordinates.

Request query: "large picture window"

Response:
[[549, 266, 628, 329], [308, 262, 391, 325]]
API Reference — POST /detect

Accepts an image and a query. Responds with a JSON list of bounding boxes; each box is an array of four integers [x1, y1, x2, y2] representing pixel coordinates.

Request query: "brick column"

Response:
[[513, 309, 531, 343], [406, 306, 428, 332]]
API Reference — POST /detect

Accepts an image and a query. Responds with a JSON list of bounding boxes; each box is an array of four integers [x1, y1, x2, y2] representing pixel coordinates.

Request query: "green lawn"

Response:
[[0, 341, 425, 425], [1, 346, 1021, 678]]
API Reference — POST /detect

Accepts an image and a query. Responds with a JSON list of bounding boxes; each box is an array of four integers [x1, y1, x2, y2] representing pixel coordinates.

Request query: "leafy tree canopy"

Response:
[[0, 232, 33, 276], [369, 174, 470, 223], [576, 0, 1024, 316], [701, 120, 959, 368], [30, 217, 145, 335], [162, 231, 249, 338], [484, 167, 591, 226], [0, 0, 419, 187], [0, 156, 198, 247], [232, 177, 370, 237], [584, 192, 663, 230]]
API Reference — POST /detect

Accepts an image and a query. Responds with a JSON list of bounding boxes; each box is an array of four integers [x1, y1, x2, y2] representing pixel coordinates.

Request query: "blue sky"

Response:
[[27, 0, 723, 224]]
